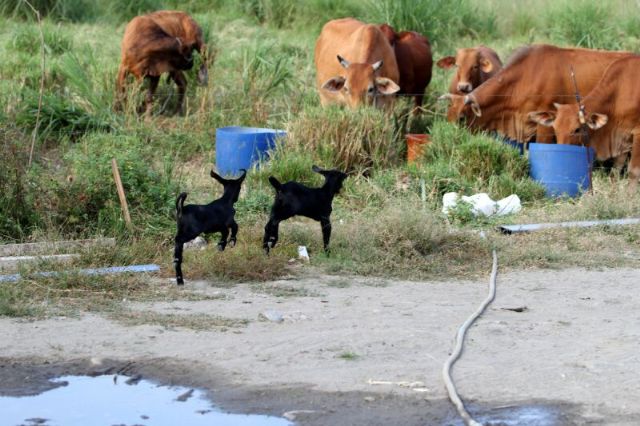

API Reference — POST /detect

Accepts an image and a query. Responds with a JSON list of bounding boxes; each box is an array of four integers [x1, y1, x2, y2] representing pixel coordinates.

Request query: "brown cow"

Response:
[[440, 45, 631, 143], [379, 24, 433, 110], [436, 46, 502, 94], [116, 10, 208, 115], [314, 18, 400, 109], [529, 56, 640, 191]]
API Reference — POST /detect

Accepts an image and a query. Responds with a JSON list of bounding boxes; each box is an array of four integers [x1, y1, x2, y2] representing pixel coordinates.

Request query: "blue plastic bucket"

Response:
[[528, 143, 595, 197], [215, 127, 286, 176]]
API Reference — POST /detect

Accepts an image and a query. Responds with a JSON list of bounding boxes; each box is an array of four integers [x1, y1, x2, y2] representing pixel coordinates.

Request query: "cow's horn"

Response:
[[437, 94, 453, 102], [337, 55, 350, 69], [372, 60, 383, 72]]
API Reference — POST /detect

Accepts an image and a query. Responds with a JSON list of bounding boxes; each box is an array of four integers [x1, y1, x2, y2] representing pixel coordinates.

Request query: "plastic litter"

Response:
[[442, 192, 521, 217], [297, 246, 310, 262]]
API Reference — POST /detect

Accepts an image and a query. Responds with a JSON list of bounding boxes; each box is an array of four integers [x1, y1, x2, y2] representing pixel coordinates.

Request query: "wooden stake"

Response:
[[111, 158, 132, 229]]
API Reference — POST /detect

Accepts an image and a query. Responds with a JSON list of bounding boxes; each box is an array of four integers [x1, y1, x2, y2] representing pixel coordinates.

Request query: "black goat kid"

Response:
[[174, 169, 246, 285], [263, 165, 348, 254]]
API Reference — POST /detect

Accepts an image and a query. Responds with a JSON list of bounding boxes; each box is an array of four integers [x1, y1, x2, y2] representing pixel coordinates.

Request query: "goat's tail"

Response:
[[176, 192, 188, 219], [268, 176, 282, 191]]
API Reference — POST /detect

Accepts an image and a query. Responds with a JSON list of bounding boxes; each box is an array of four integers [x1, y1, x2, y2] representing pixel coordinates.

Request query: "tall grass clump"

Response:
[[286, 106, 402, 172], [413, 120, 545, 202], [0, 128, 42, 240], [543, 0, 622, 49], [366, 0, 497, 48], [0, 0, 165, 22]]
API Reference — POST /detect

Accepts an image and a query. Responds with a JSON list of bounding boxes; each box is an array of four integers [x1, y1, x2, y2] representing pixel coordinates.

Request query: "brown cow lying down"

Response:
[[116, 10, 208, 115], [379, 24, 433, 110], [436, 46, 502, 94], [314, 18, 400, 109], [439, 44, 631, 143], [529, 56, 640, 191]]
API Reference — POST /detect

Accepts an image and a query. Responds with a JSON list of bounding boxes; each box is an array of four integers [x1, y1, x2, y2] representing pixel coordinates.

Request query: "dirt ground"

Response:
[[1, 266, 640, 425]]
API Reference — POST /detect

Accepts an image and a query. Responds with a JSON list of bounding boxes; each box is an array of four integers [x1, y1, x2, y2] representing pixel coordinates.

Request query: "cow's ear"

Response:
[[375, 77, 400, 95], [587, 113, 608, 130], [436, 56, 456, 69], [479, 57, 493, 73], [528, 111, 556, 127], [322, 76, 346, 92]]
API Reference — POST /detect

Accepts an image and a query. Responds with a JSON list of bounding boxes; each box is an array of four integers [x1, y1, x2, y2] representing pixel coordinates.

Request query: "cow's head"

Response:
[[437, 48, 495, 94], [175, 35, 208, 86], [321, 55, 400, 109], [529, 103, 608, 145], [438, 93, 482, 122]]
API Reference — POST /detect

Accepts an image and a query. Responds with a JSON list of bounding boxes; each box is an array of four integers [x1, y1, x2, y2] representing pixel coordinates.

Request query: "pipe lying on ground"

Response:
[[0, 264, 160, 283], [498, 218, 640, 234]]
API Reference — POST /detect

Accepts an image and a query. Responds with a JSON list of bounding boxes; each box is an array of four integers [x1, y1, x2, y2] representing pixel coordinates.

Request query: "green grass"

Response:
[[2, 1, 640, 318]]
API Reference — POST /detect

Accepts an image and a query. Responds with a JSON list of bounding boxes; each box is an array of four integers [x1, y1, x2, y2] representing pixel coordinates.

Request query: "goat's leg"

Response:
[[228, 220, 239, 248], [263, 218, 281, 254], [140, 75, 160, 115], [217, 228, 230, 251], [170, 70, 187, 116], [320, 216, 332, 253], [174, 237, 186, 285]]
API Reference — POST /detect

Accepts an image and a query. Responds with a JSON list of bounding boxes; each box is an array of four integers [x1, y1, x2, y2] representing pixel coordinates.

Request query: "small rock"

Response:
[[283, 410, 317, 421], [175, 389, 194, 402], [258, 310, 284, 323], [364, 396, 375, 403], [184, 236, 207, 250]]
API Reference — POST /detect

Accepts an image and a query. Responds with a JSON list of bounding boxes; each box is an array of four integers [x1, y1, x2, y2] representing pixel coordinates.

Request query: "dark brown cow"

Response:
[[116, 10, 208, 115], [379, 24, 433, 110], [529, 56, 640, 191], [440, 45, 631, 143], [314, 18, 400, 109], [436, 46, 502, 94]]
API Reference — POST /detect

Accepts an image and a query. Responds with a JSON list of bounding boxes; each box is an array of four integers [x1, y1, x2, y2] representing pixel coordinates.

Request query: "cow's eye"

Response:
[[572, 127, 583, 135], [367, 86, 375, 94]]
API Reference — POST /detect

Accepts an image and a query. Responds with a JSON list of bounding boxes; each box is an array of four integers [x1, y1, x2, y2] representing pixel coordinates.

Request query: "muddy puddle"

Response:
[[448, 404, 564, 426], [0, 374, 292, 426]]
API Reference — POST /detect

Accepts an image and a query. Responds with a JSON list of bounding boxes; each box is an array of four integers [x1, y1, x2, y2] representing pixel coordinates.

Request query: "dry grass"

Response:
[[114, 309, 249, 331]]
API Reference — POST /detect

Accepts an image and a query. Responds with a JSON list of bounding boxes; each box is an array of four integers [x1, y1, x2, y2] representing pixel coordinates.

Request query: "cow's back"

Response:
[[393, 31, 432, 96], [469, 44, 633, 141], [314, 18, 399, 90]]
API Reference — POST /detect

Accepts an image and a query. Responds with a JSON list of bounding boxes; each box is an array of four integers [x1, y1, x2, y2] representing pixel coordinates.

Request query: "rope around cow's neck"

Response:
[[442, 249, 498, 426]]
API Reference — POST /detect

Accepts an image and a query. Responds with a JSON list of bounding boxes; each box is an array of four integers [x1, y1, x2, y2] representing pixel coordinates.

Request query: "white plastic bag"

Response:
[[442, 192, 521, 217]]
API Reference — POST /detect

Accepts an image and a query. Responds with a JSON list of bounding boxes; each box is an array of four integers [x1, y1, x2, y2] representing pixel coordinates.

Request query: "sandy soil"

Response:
[[1, 266, 640, 425]]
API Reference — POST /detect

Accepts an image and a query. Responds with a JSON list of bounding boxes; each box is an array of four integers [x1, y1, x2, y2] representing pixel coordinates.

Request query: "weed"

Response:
[[337, 351, 359, 361]]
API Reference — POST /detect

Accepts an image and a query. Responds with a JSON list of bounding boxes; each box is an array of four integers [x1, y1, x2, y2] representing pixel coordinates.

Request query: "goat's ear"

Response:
[[312, 165, 323, 174], [210, 170, 227, 184], [268, 176, 282, 190], [237, 169, 247, 181]]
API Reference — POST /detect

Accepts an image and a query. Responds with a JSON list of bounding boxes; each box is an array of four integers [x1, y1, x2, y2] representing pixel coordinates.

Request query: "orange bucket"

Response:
[[406, 134, 430, 163]]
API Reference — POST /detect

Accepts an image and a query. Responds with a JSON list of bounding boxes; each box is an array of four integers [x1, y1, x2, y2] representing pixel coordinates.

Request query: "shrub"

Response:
[[48, 133, 179, 235], [411, 120, 545, 202]]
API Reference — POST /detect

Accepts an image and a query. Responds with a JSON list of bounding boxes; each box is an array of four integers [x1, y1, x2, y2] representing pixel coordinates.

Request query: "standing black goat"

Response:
[[263, 165, 348, 254], [174, 169, 246, 285]]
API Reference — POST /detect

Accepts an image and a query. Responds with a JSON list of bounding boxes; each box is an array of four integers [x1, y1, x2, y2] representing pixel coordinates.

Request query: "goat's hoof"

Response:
[[267, 241, 274, 248], [176, 277, 184, 285], [217, 244, 225, 252], [263, 247, 270, 255], [229, 239, 236, 248]]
